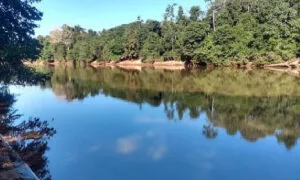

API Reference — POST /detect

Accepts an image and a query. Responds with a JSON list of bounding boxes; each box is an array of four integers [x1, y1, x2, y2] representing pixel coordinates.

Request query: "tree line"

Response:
[[1, 0, 300, 66], [37, 0, 300, 65]]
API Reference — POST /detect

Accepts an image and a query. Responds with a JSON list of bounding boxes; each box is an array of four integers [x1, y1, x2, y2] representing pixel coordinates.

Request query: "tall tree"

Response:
[[49, 25, 74, 46], [182, 22, 210, 61], [189, 6, 202, 22], [38, 36, 53, 61], [164, 3, 177, 21], [141, 32, 162, 60], [124, 28, 140, 59], [0, 0, 43, 63], [163, 4, 179, 60], [177, 6, 187, 24]]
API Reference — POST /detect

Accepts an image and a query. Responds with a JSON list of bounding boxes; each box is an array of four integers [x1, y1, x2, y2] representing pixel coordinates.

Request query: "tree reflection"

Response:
[[276, 133, 298, 150], [202, 125, 218, 139], [0, 63, 49, 86], [38, 65, 300, 149], [0, 85, 55, 179]]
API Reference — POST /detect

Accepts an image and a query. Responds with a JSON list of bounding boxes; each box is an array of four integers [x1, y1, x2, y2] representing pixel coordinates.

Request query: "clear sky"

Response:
[[35, 0, 206, 36]]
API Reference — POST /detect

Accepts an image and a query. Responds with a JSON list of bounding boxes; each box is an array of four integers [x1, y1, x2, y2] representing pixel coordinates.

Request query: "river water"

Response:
[[8, 66, 300, 180]]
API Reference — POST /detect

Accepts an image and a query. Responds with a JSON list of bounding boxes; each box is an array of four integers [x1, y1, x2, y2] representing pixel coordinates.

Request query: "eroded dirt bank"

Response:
[[24, 60, 187, 71]]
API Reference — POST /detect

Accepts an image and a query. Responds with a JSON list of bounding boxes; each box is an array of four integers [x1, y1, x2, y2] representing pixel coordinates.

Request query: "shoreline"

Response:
[[23, 59, 300, 72], [24, 60, 189, 71], [0, 136, 39, 180]]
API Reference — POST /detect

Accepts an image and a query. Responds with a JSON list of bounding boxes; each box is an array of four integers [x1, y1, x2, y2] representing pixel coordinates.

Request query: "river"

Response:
[[7, 66, 300, 180]]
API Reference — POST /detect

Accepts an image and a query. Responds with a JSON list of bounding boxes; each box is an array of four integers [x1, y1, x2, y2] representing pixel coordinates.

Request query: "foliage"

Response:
[[182, 22, 210, 61], [35, 0, 300, 65], [141, 32, 163, 60], [0, 0, 43, 63], [189, 6, 203, 22]]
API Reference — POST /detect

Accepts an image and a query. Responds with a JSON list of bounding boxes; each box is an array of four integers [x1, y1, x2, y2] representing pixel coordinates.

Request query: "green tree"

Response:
[[177, 6, 188, 25], [164, 3, 177, 21], [144, 20, 162, 36], [189, 6, 202, 22], [141, 32, 162, 60], [53, 43, 67, 61], [0, 0, 43, 63], [182, 22, 210, 61], [124, 28, 140, 59], [38, 36, 54, 61]]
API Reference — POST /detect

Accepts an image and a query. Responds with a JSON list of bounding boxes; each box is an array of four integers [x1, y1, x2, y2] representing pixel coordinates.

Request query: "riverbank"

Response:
[[24, 60, 188, 71], [23, 59, 300, 72], [0, 136, 39, 180]]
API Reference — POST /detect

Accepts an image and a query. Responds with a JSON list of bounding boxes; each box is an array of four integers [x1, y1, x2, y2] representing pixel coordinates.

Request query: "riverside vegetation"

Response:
[[35, 0, 300, 66], [0, 1, 56, 179], [2, 1, 300, 179]]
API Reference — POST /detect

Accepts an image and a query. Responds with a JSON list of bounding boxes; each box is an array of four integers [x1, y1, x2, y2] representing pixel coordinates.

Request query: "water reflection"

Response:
[[0, 84, 55, 179], [37, 65, 300, 150], [116, 131, 167, 161]]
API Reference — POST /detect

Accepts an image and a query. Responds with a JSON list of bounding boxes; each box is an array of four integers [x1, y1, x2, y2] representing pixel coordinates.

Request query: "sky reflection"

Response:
[[8, 67, 300, 180]]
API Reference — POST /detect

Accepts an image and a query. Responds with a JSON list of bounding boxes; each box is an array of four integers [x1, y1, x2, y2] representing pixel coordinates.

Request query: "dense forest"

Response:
[[37, 0, 300, 66]]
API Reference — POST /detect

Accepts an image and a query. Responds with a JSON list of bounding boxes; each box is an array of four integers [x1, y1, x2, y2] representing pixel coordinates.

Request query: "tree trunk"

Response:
[[213, 9, 216, 31]]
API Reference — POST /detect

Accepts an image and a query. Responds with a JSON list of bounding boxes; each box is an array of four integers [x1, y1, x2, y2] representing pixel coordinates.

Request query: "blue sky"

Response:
[[35, 0, 206, 36]]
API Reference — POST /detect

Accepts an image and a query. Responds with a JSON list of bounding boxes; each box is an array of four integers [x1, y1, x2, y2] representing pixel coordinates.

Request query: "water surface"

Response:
[[9, 66, 300, 180]]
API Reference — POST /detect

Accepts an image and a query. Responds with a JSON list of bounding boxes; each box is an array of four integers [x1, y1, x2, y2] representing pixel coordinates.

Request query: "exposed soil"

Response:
[[24, 59, 300, 72], [24, 60, 188, 70]]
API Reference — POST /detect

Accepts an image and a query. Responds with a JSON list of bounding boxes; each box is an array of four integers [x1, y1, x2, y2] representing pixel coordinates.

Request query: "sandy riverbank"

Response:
[[24, 60, 187, 71], [23, 59, 300, 72]]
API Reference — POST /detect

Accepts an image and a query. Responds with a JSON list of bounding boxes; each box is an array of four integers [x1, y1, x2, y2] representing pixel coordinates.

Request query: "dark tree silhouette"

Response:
[[0, 0, 43, 63]]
